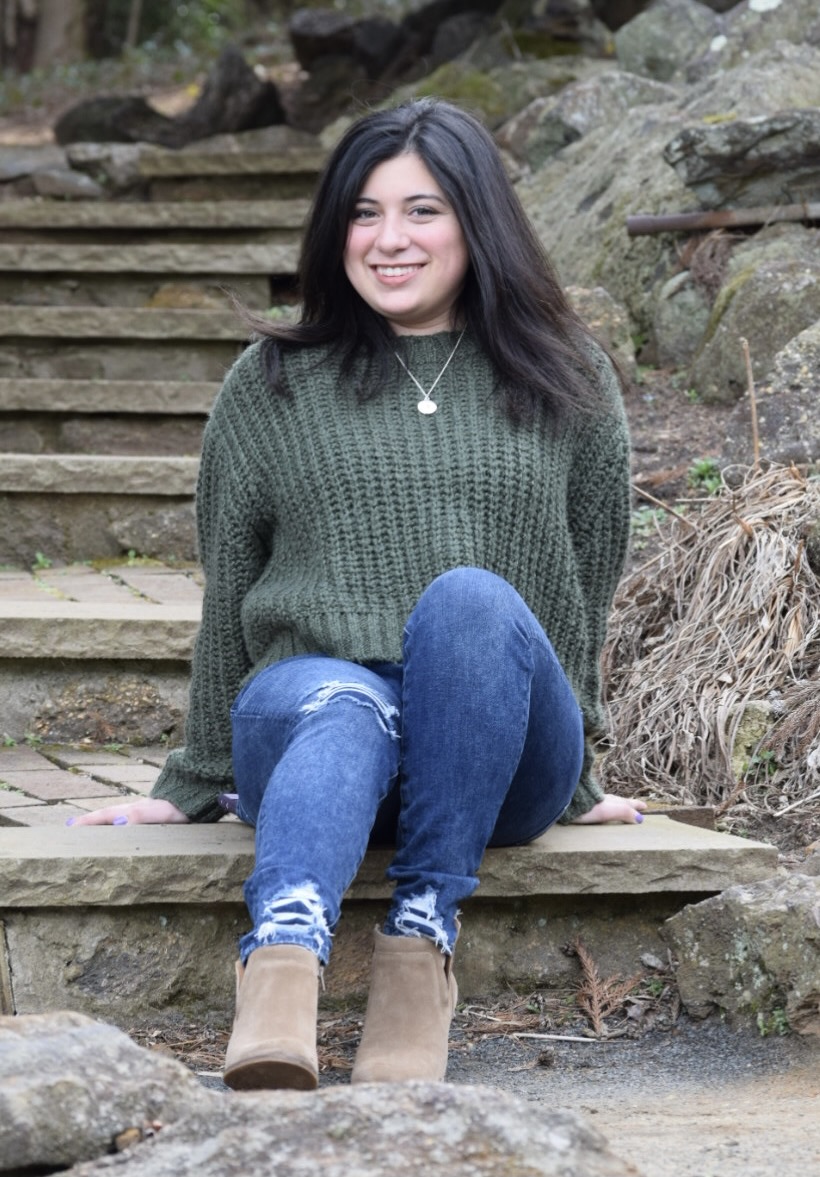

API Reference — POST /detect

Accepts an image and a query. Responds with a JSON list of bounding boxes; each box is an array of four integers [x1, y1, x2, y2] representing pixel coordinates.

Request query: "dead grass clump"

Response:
[[602, 464, 820, 840]]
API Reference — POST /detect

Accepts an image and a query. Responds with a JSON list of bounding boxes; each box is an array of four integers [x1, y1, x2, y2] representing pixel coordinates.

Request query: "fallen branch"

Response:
[[626, 201, 820, 237]]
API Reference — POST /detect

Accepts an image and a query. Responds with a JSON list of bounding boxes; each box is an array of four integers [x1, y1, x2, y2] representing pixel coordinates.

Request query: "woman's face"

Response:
[[343, 152, 470, 335]]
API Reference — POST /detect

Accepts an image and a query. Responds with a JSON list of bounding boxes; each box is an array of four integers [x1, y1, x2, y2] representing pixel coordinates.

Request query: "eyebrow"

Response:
[[354, 193, 447, 205]]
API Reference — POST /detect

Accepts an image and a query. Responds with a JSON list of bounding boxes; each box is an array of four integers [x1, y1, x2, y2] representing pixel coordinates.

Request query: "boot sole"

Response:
[[223, 1054, 318, 1091]]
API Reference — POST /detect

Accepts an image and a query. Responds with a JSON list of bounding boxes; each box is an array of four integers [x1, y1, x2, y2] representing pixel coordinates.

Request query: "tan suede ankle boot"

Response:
[[351, 927, 458, 1084], [223, 944, 319, 1091]]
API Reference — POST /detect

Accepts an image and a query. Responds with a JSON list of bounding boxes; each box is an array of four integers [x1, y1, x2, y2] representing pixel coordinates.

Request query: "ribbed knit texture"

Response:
[[151, 331, 631, 823]]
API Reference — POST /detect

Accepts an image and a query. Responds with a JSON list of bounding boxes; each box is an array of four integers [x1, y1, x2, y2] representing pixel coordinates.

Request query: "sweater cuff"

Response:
[[150, 749, 230, 824]]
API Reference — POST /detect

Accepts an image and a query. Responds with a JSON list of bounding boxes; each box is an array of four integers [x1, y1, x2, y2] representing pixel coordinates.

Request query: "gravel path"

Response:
[[445, 1016, 820, 1177]]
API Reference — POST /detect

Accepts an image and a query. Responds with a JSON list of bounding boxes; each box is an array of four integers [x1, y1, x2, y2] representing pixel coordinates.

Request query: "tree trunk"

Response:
[[32, 0, 86, 69]]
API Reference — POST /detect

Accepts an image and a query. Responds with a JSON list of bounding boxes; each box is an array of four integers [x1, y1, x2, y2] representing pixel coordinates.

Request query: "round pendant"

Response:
[[417, 399, 437, 415]]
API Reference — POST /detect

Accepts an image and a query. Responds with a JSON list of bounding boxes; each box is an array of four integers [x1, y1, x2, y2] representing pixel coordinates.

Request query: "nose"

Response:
[[375, 212, 410, 253]]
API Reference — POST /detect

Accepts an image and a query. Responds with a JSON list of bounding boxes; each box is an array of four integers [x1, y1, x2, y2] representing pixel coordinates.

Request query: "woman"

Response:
[[70, 98, 644, 1090]]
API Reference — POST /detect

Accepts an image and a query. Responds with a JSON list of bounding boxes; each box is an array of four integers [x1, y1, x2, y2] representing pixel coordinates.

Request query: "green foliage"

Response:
[[1, 734, 16, 748], [684, 387, 702, 404], [23, 732, 43, 748], [630, 506, 666, 549], [687, 458, 721, 495], [757, 1007, 790, 1037], [742, 748, 779, 781], [31, 551, 52, 570]]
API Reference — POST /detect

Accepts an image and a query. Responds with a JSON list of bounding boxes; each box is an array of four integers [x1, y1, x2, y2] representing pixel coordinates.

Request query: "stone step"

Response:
[[0, 242, 299, 273], [0, 743, 779, 1020], [134, 140, 327, 179], [0, 453, 199, 494], [0, 378, 219, 413], [0, 199, 309, 231], [0, 306, 249, 339]]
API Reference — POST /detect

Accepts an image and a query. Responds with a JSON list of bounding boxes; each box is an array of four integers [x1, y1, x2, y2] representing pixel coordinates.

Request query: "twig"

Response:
[[511, 1032, 601, 1043], [740, 337, 760, 468], [632, 483, 698, 531]]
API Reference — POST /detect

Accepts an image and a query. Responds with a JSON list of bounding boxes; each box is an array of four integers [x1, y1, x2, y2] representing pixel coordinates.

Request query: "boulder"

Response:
[[722, 319, 820, 467], [652, 270, 711, 368], [689, 225, 820, 403], [0, 1011, 208, 1174], [54, 47, 285, 149], [517, 41, 820, 339], [289, 7, 357, 68], [31, 167, 106, 200], [663, 109, 820, 209], [1, 1011, 640, 1177], [54, 96, 179, 148], [566, 284, 637, 379], [663, 873, 820, 1036], [684, 0, 820, 81], [498, 68, 677, 169], [614, 0, 722, 82], [73, 1082, 638, 1177]]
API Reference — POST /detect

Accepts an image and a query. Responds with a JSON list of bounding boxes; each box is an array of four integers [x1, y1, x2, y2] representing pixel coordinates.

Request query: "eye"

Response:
[[351, 206, 378, 222], [409, 205, 440, 218]]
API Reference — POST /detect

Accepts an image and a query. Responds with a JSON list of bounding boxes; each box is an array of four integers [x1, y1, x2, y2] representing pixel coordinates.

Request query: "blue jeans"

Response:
[[231, 567, 584, 965]]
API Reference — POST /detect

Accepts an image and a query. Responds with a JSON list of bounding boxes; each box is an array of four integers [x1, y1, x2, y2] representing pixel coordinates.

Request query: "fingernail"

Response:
[[65, 816, 76, 827], [113, 815, 129, 826], [635, 812, 644, 824]]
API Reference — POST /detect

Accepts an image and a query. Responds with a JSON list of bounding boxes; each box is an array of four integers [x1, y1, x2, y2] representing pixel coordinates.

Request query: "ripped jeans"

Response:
[[231, 567, 584, 965]]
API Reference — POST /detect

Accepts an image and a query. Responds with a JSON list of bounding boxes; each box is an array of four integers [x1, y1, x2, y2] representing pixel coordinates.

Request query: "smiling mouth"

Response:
[[373, 264, 423, 277]]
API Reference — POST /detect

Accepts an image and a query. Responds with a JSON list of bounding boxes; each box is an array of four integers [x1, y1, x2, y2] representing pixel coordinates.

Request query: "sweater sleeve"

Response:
[[150, 349, 272, 821], [559, 352, 632, 821]]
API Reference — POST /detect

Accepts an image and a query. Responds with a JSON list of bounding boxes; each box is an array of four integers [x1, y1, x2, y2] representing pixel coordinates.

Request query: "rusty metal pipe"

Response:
[[626, 201, 820, 236]]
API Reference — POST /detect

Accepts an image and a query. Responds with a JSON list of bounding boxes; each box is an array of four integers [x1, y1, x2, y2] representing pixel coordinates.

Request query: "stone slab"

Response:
[[0, 600, 199, 659], [0, 817, 778, 909], [135, 143, 326, 178], [0, 307, 249, 339], [0, 771, 119, 801], [0, 378, 219, 413], [0, 242, 299, 274], [0, 198, 309, 229], [0, 454, 198, 494]]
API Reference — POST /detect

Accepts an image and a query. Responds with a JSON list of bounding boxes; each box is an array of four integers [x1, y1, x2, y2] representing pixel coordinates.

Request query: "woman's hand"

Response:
[[66, 799, 190, 826], [570, 794, 647, 825]]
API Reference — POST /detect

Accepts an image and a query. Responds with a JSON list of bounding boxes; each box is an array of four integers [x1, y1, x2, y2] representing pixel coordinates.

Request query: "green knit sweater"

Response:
[[151, 330, 631, 823]]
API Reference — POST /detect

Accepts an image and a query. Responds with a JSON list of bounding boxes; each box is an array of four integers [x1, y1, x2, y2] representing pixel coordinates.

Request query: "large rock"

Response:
[[0, 1011, 208, 1174], [614, 0, 722, 81], [684, 0, 820, 81], [498, 68, 677, 170], [689, 225, 820, 403], [663, 109, 820, 208], [74, 1084, 638, 1177], [722, 319, 820, 466], [518, 40, 820, 339], [1, 1012, 640, 1177], [663, 873, 820, 1035]]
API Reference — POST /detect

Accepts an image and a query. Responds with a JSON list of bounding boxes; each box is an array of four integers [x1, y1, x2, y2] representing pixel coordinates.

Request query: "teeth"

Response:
[[377, 266, 419, 276]]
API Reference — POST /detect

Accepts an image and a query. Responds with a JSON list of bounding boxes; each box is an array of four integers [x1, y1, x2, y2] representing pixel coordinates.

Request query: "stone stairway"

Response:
[[0, 135, 325, 743]]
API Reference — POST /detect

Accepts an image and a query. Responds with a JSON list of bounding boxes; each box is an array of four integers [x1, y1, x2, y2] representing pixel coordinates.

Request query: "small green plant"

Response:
[[23, 732, 43, 748], [630, 506, 666, 550], [687, 457, 722, 495], [2, 733, 16, 747], [31, 551, 52, 570], [103, 742, 126, 754], [644, 976, 666, 998], [757, 1007, 790, 1037], [684, 387, 702, 404], [743, 749, 779, 780]]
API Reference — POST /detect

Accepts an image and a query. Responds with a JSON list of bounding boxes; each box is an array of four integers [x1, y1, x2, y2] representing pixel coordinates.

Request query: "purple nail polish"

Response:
[[113, 815, 128, 826], [65, 816, 76, 827], [635, 812, 644, 824]]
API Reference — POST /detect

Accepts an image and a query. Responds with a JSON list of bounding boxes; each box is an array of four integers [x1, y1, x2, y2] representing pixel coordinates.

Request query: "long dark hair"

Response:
[[252, 97, 610, 422]]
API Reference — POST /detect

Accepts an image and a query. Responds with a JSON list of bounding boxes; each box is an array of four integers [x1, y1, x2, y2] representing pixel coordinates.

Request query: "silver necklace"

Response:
[[394, 329, 465, 415]]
